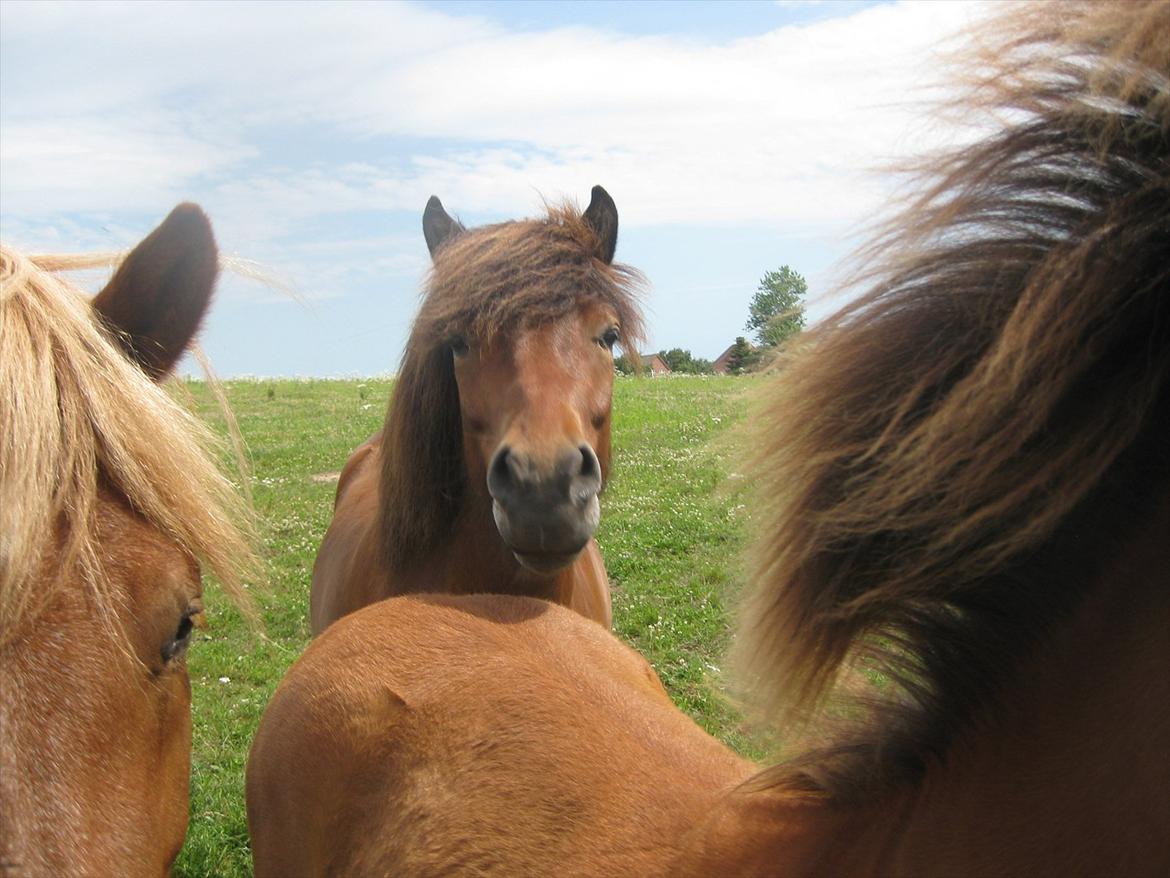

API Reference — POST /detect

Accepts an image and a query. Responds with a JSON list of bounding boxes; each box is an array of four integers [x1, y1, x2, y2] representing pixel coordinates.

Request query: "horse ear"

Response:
[[582, 185, 618, 264], [92, 203, 218, 381], [423, 196, 465, 259]]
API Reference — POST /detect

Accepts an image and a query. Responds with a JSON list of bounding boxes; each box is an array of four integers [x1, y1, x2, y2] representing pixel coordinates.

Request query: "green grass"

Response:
[[172, 374, 760, 877]]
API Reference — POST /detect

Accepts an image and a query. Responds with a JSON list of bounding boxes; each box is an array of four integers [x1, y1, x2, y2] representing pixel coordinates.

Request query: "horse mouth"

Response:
[[511, 548, 584, 574], [492, 499, 595, 574]]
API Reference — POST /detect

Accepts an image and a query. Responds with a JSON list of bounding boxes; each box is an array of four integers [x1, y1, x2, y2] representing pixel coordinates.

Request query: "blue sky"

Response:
[[1, 0, 985, 376]]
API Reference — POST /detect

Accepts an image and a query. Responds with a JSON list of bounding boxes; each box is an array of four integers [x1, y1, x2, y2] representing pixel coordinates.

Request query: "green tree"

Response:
[[725, 336, 759, 375], [658, 348, 715, 374], [747, 266, 807, 347], [613, 353, 636, 375]]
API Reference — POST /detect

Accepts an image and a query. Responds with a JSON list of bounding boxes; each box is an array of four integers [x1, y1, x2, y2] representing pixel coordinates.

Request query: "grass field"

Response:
[[173, 374, 759, 877]]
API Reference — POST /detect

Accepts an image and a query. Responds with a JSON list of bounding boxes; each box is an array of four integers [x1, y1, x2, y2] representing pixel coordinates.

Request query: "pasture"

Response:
[[174, 373, 759, 877]]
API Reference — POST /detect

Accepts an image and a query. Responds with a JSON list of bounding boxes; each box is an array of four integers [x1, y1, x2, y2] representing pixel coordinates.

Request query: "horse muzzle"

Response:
[[487, 443, 603, 573]]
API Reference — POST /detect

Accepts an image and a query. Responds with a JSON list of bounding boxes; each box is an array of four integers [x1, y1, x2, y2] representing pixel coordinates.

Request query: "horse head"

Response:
[[0, 206, 253, 875], [426, 188, 620, 571], [380, 187, 643, 578]]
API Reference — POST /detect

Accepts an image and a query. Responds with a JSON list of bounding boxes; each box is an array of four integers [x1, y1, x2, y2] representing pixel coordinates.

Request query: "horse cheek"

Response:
[[154, 668, 194, 870]]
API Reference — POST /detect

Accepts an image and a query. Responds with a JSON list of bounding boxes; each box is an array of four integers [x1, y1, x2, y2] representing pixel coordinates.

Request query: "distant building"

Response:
[[640, 352, 672, 376], [712, 344, 735, 374]]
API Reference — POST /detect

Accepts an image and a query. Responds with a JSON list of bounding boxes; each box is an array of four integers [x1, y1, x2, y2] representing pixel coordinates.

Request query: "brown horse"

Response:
[[248, 2, 1170, 875], [0, 207, 254, 877], [309, 187, 644, 634]]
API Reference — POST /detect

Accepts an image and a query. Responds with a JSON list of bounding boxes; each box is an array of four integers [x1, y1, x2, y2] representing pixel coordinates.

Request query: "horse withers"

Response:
[[309, 187, 644, 633], [0, 207, 254, 876], [249, 2, 1170, 875]]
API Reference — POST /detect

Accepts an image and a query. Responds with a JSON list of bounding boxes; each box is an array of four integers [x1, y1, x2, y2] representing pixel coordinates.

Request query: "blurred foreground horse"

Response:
[[250, 3, 1170, 875]]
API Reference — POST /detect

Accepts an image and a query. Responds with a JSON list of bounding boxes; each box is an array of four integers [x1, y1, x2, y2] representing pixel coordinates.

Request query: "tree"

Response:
[[725, 336, 759, 375], [658, 348, 714, 374], [746, 266, 807, 347], [613, 353, 636, 375]]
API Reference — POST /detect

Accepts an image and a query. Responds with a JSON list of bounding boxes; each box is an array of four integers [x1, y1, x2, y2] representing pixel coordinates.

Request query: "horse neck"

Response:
[[686, 494, 1170, 876], [886, 499, 1170, 875]]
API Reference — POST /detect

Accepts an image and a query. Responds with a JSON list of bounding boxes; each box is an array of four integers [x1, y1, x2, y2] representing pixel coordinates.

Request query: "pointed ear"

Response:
[[92, 203, 218, 381], [582, 185, 618, 264], [422, 196, 465, 259]]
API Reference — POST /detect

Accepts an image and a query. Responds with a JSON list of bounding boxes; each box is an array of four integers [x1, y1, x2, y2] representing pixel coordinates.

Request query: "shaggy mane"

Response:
[[735, 0, 1170, 799], [0, 245, 257, 643], [378, 200, 645, 573]]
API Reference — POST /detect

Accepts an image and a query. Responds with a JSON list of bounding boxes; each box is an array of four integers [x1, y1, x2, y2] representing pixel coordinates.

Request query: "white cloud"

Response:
[[1, 118, 255, 215], [2, 0, 990, 233], [1, 0, 999, 375]]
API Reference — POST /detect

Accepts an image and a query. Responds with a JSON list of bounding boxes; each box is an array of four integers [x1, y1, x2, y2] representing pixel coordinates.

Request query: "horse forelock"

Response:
[[735, 0, 1170, 801], [376, 201, 645, 572], [0, 245, 257, 644], [417, 202, 645, 349]]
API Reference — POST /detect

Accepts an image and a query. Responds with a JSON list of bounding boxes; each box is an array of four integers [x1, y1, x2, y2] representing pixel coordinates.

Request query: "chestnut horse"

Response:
[[249, 3, 1170, 875], [0, 206, 254, 876], [308, 187, 644, 633]]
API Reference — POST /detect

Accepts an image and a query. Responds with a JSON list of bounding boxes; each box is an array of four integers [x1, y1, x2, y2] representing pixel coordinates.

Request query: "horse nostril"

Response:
[[578, 444, 599, 480], [492, 444, 600, 508], [488, 446, 514, 499], [573, 444, 602, 505]]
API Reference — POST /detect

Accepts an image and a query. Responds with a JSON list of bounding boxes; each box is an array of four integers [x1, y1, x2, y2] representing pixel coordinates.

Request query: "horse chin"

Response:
[[511, 548, 584, 575]]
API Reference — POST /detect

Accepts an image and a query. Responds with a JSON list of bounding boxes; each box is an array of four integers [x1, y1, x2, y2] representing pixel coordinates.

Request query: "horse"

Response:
[[308, 186, 644, 634], [247, 2, 1170, 875], [0, 205, 255, 877]]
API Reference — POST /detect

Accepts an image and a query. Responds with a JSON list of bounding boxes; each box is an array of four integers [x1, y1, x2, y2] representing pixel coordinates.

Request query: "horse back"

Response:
[[248, 595, 754, 877]]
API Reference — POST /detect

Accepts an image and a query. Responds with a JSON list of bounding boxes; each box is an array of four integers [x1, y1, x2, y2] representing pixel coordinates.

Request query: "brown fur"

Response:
[[252, 546, 1169, 876], [249, 3, 1170, 875], [250, 595, 756, 877]]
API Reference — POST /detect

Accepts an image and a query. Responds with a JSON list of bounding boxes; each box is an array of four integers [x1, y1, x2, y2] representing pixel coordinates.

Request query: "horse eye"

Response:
[[161, 606, 203, 665], [598, 327, 620, 351], [449, 335, 470, 358]]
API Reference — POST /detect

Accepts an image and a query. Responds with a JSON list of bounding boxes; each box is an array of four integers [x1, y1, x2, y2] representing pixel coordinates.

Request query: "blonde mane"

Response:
[[0, 244, 257, 642], [735, 0, 1170, 798]]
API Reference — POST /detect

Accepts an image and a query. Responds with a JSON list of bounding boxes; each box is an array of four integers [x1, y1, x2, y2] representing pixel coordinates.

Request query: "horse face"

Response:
[[1, 500, 205, 875], [453, 301, 619, 573], [0, 204, 219, 875]]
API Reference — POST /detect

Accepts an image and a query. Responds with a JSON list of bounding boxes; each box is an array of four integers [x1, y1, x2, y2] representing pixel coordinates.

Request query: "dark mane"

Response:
[[378, 201, 645, 573], [736, 0, 1170, 799]]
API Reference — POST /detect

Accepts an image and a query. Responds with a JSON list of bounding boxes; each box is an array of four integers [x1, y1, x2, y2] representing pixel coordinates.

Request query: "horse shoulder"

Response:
[[333, 430, 382, 510], [246, 627, 412, 877], [308, 433, 387, 634]]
